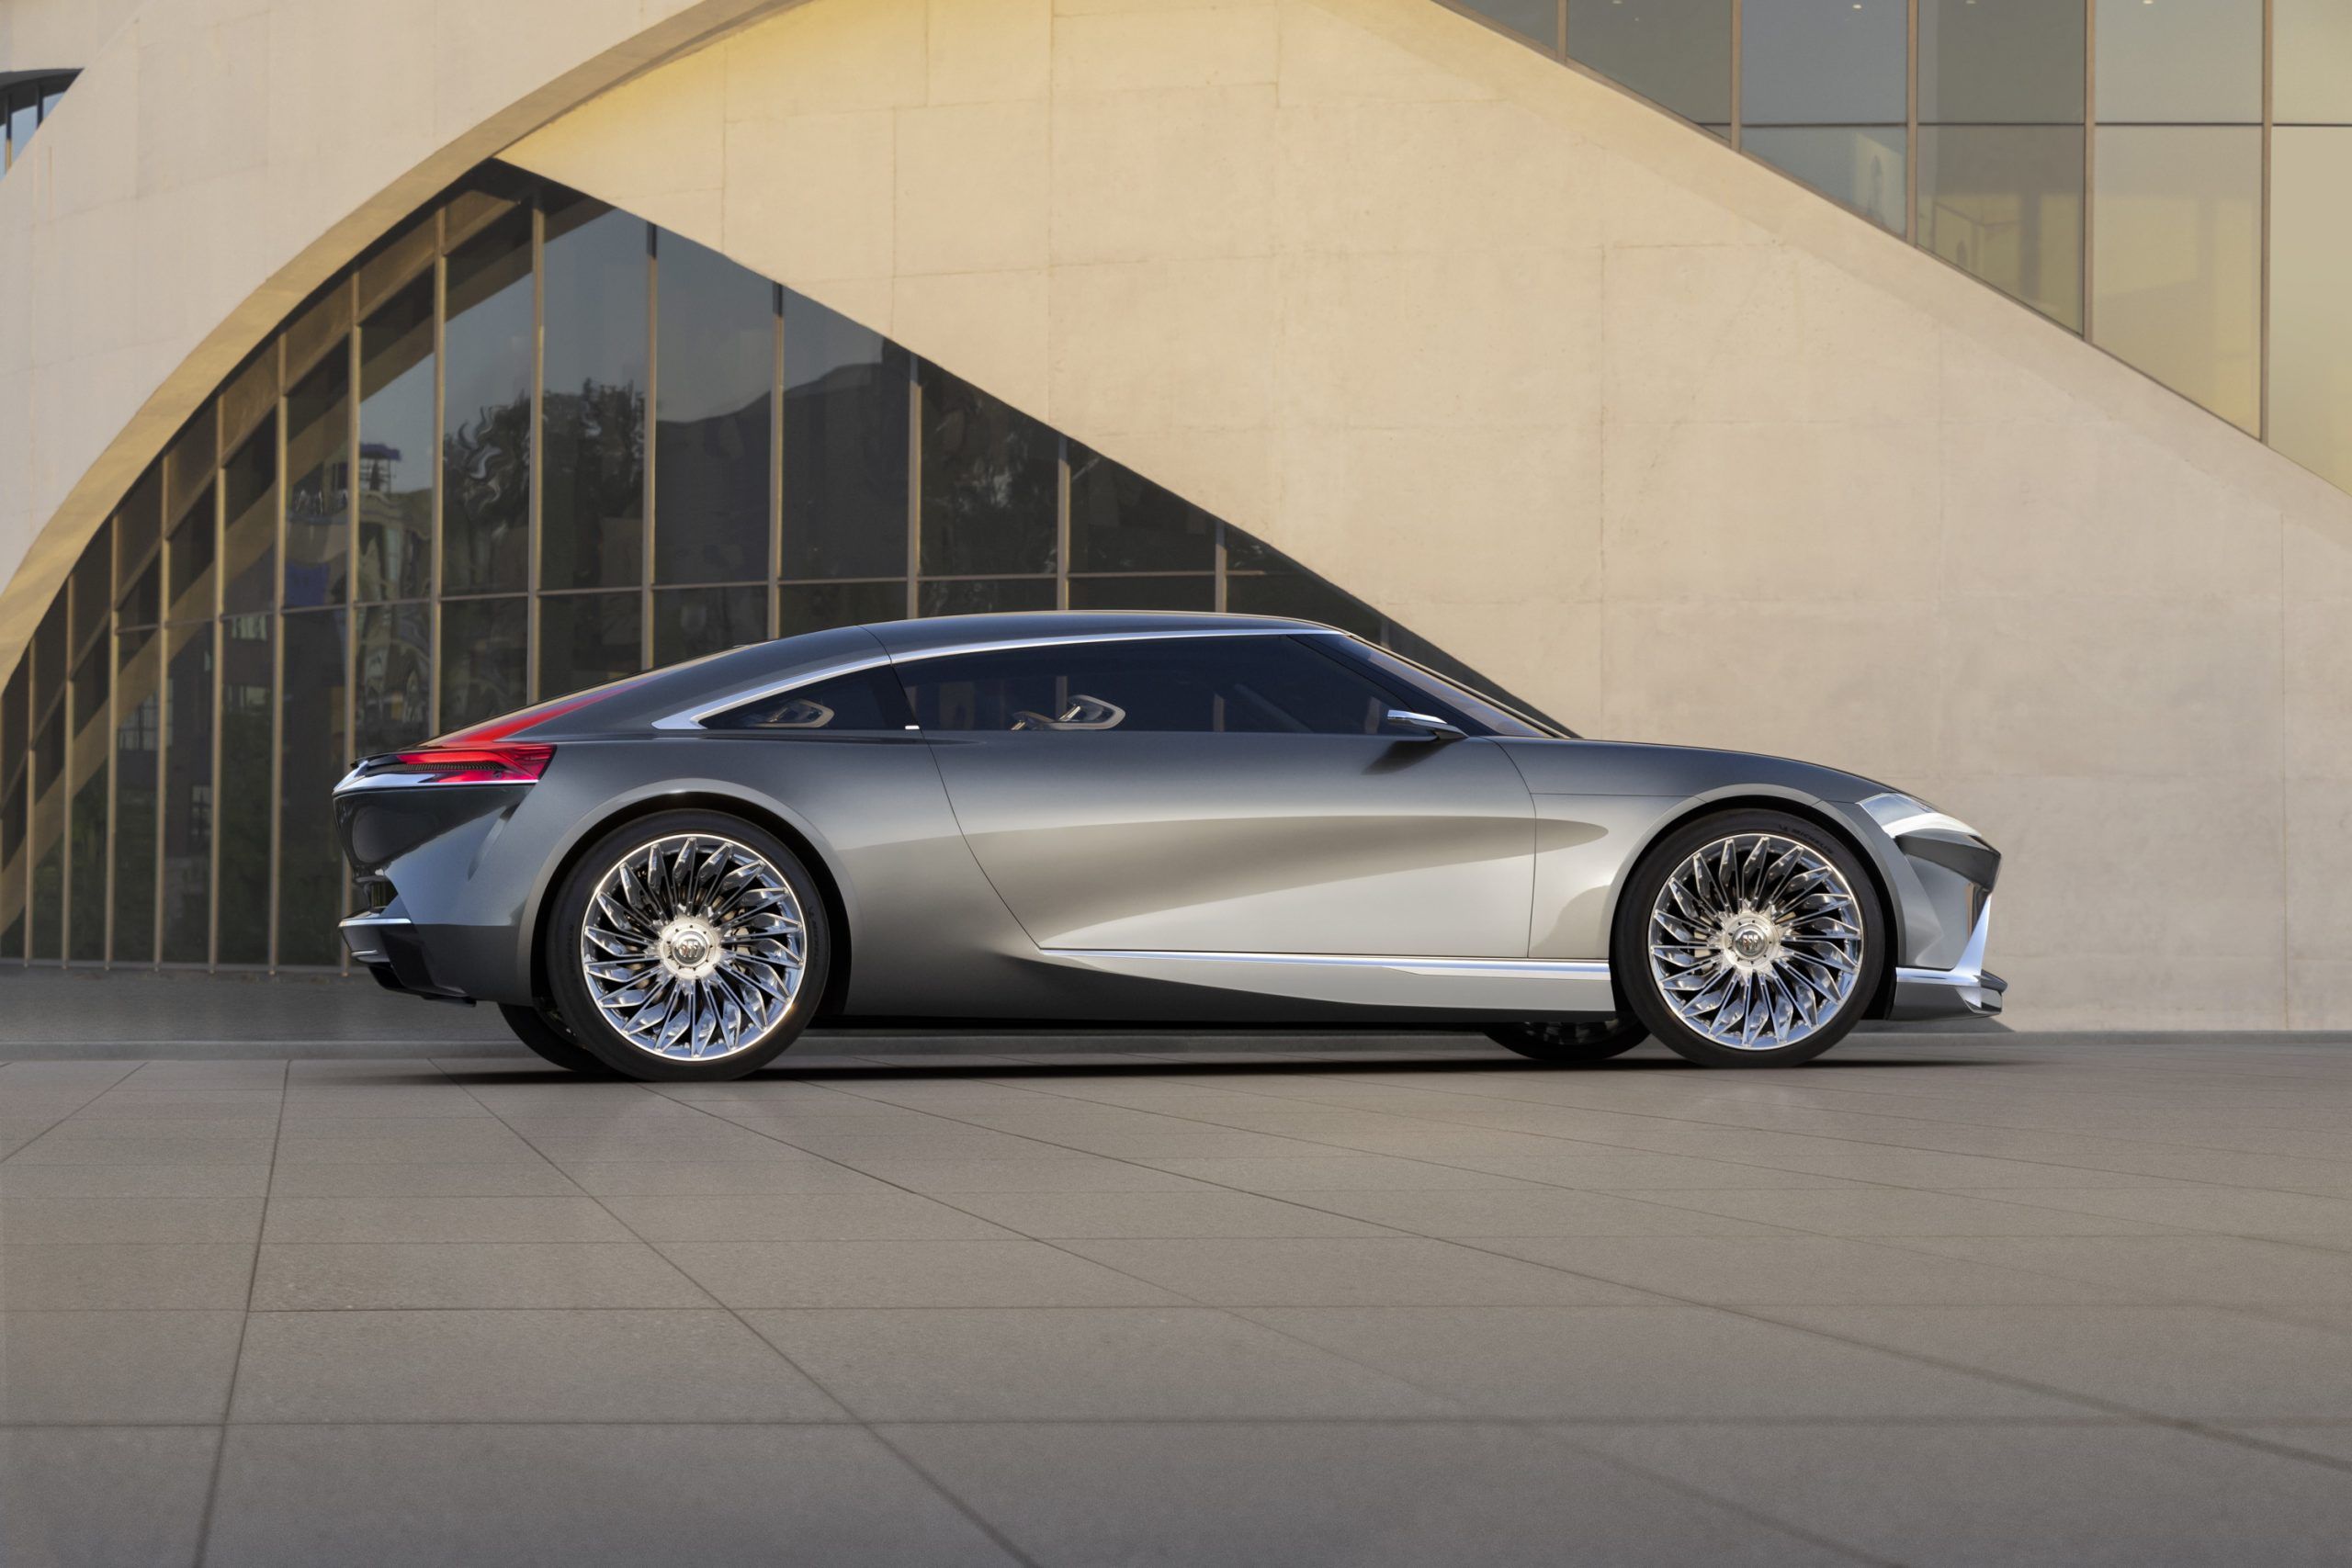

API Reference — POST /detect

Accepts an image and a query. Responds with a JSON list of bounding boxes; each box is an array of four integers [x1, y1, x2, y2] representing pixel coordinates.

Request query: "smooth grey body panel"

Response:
[[924, 731, 1535, 957]]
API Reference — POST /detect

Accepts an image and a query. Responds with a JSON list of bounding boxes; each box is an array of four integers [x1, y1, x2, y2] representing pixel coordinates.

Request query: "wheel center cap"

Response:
[[1732, 927, 1769, 961], [656, 918, 722, 979]]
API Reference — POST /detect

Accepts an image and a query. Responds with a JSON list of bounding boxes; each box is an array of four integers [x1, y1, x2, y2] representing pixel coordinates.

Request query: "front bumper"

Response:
[[1886, 897, 2005, 1021]]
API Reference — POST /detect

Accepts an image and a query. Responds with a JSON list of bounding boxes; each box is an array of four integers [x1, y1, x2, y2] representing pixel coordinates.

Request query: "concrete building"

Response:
[[2, 0, 2349, 1028]]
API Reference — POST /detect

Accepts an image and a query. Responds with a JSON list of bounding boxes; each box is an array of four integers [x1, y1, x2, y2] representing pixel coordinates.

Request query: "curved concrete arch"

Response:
[[0, 0, 794, 671], [496, 0, 2352, 1026]]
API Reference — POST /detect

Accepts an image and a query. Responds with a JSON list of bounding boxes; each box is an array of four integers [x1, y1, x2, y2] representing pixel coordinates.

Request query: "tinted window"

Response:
[[708, 668, 911, 732], [1339, 640, 1563, 739], [898, 637, 1402, 736]]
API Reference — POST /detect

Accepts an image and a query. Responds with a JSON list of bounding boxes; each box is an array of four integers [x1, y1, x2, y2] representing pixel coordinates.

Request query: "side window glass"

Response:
[[706, 667, 910, 731], [897, 637, 1400, 736]]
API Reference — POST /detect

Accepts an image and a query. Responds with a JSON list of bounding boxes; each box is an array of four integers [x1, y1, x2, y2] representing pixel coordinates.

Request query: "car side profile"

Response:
[[335, 612, 2003, 1081]]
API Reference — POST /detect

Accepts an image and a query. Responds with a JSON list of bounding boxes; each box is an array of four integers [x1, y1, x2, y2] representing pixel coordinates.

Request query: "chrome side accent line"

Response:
[[334, 768, 537, 795], [1042, 949, 1610, 978], [1035, 948, 1616, 1012]]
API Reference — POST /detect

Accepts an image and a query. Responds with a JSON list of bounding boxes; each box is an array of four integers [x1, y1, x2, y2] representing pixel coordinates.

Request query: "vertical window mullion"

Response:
[[905, 357, 922, 620], [527, 189, 547, 702], [642, 229, 658, 670]]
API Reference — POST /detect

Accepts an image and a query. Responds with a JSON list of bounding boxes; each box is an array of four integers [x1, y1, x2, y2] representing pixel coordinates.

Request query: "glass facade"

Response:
[[1438, 0, 2352, 488], [0, 73, 75, 174], [0, 166, 1505, 970]]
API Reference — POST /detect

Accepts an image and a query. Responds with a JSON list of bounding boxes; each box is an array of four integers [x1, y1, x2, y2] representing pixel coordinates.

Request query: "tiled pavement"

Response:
[[7, 1034, 2352, 1565]]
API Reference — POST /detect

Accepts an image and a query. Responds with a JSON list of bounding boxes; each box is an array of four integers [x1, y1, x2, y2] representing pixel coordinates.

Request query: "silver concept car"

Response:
[[335, 612, 2003, 1081]]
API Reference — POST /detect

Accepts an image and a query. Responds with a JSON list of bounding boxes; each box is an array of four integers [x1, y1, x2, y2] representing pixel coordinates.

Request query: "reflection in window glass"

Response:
[[2091, 126, 2261, 434], [117, 470, 162, 608], [438, 597, 528, 734], [71, 522, 111, 651], [778, 580, 907, 637], [1917, 0, 2083, 125], [2267, 129, 2352, 491], [1740, 0, 1907, 125], [2095, 0, 2260, 125], [1567, 0, 1730, 127], [354, 603, 432, 757], [1226, 554, 1383, 638], [1745, 128, 1907, 233], [68, 638, 108, 963], [217, 616, 272, 964], [162, 624, 213, 964], [442, 213, 533, 595], [166, 489, 216, 624], [655, 235, 773, 585], [918, 578, 1057, 617], [1069, 575, 1217, 612], [899, 637, 1398, 736], [164, 405, 216, 528], [277, 610, 346, 964], [919, 362, 1057, 578], [543, 197, 647, 591], [1455, 0, 1558, 49], [358, 276, 435, 601], [111, 630, 158, 964], [1069, 446, 1216, 573], [30, 704, 62, 960], [285, 349, 350, 608], [1917, 127, 2084, 329], [708, 669, 911, 731], [784, 292, 909, 581], [2276, 0, 2352, 124], [653, 586, 767, 668], [221, 421, 277, 615], [538, 592, 641, 700]]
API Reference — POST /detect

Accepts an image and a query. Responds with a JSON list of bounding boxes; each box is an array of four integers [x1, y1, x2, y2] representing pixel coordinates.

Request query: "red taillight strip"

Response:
[[385, 742, 555, 785]]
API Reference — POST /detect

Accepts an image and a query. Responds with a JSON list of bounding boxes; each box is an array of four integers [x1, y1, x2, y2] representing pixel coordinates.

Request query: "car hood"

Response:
[[1498, 738, 1894, 804]]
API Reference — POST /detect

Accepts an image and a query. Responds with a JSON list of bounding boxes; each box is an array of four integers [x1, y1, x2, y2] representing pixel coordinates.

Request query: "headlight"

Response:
[[1860, 791, 1981, 840]]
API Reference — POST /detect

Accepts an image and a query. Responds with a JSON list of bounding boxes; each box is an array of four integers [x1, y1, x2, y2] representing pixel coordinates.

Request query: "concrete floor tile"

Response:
[[1476, 1235, 2152, 1305], [885, 1422, 1859, 1567], [556, 1160, 892, 1195], [0, 1163, 269, 1198], [0, 1243, 255, 1309], [1576, 1423, 2352, 1567], [1874, 1234, 2352, 1305], [1280, 1188, 1800, 1237], [1617, 1187, 2194, 1236], [205, 1425, 1018, 1567], [266, 1161, 581, 1197], [251, 1243, 718, 1309], [1135, 1155, 1544, 1191], [229, 1310, 842, 1422], [1434, 1151, 1874, 1189], [0, 1196, 263, 1244], [517, 1130, 816, 1164], [2224, 1425, 2352, 1464], [0, 1312, 243, 1423], [0, 1426, 219, 1567], [5, 1123, 278, 1165], [840, 1156, 1215, 1192], [655, 1238, 1188, 1308], [261, 1196, 636, 1244], [1946, 1185, 2352, 1239], [939, 1190, 1400, 1238], [746, 1307, 1455, 1419], [1057, 1237, 1657, 1305], [272, 1125, 545, 1165], [602, 1192, 1017, 1241]]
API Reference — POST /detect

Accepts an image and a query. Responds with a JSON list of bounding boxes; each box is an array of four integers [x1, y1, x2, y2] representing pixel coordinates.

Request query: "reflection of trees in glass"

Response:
[[443, 397, 531, 593], [919, 364, 1056, 578], [216, 617, 272, 964], [277, 611, 346, 964], [111, 634, 158, 964], [543, 378, 646, 588]]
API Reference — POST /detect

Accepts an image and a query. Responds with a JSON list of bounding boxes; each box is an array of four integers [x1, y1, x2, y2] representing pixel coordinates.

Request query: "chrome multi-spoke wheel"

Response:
[[578, 832, 808, 1062], [1645, 829, 1865, 1054]]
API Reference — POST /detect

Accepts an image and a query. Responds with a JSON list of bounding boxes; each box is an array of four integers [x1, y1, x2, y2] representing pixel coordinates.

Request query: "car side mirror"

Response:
[[1385, 708, 1466, 743]]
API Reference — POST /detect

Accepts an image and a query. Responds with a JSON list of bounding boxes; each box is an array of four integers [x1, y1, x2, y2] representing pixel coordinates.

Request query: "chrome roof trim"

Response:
[[652, 625, 1346, 732]]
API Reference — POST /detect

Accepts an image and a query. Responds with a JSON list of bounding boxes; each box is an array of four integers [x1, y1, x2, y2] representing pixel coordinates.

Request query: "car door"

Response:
[[897, 634, 1536, 956]]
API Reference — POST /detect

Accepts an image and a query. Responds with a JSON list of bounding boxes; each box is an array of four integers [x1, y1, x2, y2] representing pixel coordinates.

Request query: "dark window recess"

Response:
[[707, 668, 913, 732], [898, 636, 1406, 736]]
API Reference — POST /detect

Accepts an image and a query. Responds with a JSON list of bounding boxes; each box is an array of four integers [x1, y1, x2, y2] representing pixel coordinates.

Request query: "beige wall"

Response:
[[501, 0, 2352, 1028]]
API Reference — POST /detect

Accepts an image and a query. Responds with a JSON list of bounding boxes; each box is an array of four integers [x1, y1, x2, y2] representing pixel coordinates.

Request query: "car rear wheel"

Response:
[[546, 810, 831, 1083], [1613, 809, 1885, 1068], [1484, 1018, 1647, 1064], [496, 1002, 616, 1077]]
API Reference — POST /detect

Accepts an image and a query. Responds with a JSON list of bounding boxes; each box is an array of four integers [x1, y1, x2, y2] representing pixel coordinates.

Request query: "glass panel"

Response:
[[165, 485, 215, 623], [0, 666, 20, 959], [358, 276, 435, 601], [277, 610, 347, 964], [777, 580, 907, 637], [543, 197, 648, 592], [164, 404, 217, 528], [1069, 447, 1216, 573], [654, 235, 773, 585], [220, 346, 277, 450], [221, 420, 277, 615], [1739, 0, 1907, 125], [34, 600, 66, 715], [537, 592, 641, 700], [2268, 129, 2352, 491], [1745, 127, 1907, 232], [68, 637, 108, 963], [112, 628, 159, 964], [442, 211, 533, 595], [354, 604, 432, 757], [71, 520, 111, 653], [1917, 0, 2084, 125], [2091, 126, 2261, 433], [216, 615, 272, 964], [2276, 0, 2352, 123], [1917, 126, 2085, 329], [917, 578, 1057, 617], [707, 667, 912, 731], [783, 292, 909, 581], [653, 586, 767, 668], [284, 282, 353, 384], [161, 622, 213, 964], [1455, 0, 1558, 49], [919, 362, 1057, 578], [29, 704, 62, 959], [7, 96, 36, 165], [285, 349, 350, 608], [1069, 575, 1217, 612], [1567, 0, 1730, 126], [1224, 543, 1384, 638], [116, 469, 162, 606], [356, 215, 434, 315], [2, 661, 22, 773], [898, 637, 1399, 735], [2095, 0, 2260, 124], [437, 597, 529, 735]]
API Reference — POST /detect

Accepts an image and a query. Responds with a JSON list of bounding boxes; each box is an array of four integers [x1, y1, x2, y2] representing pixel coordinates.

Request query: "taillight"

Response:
[[384, 742, 555, 785]]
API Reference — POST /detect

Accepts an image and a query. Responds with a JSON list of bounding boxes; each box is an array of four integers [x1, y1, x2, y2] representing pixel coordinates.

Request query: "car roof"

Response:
[[861, 611, 1329, 654]]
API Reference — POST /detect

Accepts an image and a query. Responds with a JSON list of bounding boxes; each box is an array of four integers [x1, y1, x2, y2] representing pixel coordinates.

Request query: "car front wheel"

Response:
[[545, 809, 831, 1082], [1613, 809, 1885, 1068]]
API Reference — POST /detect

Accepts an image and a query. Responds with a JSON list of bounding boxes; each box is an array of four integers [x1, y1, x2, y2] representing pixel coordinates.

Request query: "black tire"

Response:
[[1484, 1018, 1648, 1063], [1612, 808, 1886, 1068], [497, 1002, 617, 1077], [545, 809, 831, 1083]]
